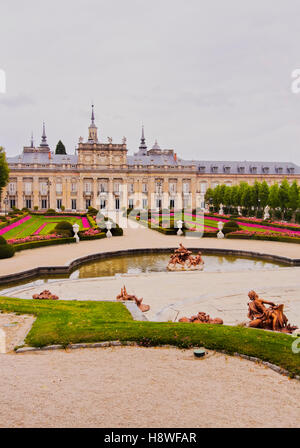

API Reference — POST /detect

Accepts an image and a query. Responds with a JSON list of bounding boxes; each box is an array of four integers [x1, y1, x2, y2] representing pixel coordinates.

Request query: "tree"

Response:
[[278, 179, 290, 213], [205, 188, 214, 205], [55, 140, 66, 155], [269, 183, 280, 209], [230, 185, 240, 207], [288, 180, 299, 221], [259, 181, 270, 208], [241, 184, 253, 211], [223, 186, 232, 207], [251, 180, 260, 209], [0, 146, 9, 206]]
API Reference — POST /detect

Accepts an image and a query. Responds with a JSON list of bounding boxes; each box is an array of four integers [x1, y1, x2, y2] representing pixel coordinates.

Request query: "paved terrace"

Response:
[[0, 220, 300, 277]]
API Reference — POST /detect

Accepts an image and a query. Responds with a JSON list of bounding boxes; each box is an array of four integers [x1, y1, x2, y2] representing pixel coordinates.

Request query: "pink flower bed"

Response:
[[206, 216, 300, 236], [81, 217, 90, 228], [7, 234, 61, 245], [227, 230, 300, 238], [33, 223, 47, 235], [81, 228, 101, 236], [0, 215, 31, 236]]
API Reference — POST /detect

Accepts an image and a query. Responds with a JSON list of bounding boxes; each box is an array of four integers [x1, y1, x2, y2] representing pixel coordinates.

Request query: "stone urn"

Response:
[[217, 221, 224, 239], [72, 223, 80, 243], [176, 219, 183, 236], [106, 220, 112, 238]]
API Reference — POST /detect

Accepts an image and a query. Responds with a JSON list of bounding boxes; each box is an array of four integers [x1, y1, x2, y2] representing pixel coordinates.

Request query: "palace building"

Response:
[[2, 106, 300, 212]]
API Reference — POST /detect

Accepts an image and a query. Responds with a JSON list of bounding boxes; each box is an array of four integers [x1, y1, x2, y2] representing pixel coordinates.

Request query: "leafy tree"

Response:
[[269, 183, 280, 209], [288, 180, 299, 211], [205, 188, 214, 204], [259, 181, 270, 208], [241, 184, 253, 210], [230, 185, 240, 207], [278, 179, 290, 213], [0, 147, 9, 205], [223, 186, 232, 207], [55, 140, 66, 155], [251, 181, 260, 208]]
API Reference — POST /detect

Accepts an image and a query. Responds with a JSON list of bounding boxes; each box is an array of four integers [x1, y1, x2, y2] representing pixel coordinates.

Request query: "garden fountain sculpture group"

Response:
[[31, 244, 298, 333], [167, 243, 204, 271]]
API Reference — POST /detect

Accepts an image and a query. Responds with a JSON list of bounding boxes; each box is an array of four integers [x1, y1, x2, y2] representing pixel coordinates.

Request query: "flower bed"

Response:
[[226, 230, 300, 244], [7, 233, 62, 245], [0, 215, 31, 236]]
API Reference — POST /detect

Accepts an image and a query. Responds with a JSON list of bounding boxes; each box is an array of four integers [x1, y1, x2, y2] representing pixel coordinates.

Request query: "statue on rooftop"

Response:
[[247, 290, 297, 333]]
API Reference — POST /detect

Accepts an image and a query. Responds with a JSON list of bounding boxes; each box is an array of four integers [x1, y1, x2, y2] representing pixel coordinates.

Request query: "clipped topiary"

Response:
[[54, 221, 74, 237], [87, 206, 98, 215], [0, 242, 15, 259], [46, 208, 56, 214], [223, 220, 240, 235], [0, 236, 7, 245]]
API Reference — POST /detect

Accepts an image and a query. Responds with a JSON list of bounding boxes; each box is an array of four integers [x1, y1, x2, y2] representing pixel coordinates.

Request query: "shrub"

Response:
[[54, 221, 74, 237], [222, 220, 240, 235], [110, 225, 123, 236], [0, 243, 15, 259], [34, 206, 38, 211], [0, 236, 7, 245], [87, 206, 98, 215], [46, 208, 57, 214]]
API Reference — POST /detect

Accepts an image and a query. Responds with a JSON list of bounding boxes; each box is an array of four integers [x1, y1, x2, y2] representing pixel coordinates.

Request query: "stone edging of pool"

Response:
[[14, 340, 300, 381], [0, 246, 299, 286]]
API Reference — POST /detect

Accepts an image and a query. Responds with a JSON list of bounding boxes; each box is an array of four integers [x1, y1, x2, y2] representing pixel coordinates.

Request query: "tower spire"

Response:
[[88, 104, 98, 142], [30, 132, 34, 148], [138, 125, 147, 154], [40, 122, 49, 147], [91, 104, 95, 124]]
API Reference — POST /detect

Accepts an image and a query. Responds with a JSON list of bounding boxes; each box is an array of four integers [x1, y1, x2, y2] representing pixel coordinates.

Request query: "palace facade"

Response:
[[2, 106, 300, 212]]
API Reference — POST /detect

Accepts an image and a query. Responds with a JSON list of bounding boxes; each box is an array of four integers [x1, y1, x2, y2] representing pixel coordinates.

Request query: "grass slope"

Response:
[[0, 297, 299, 377]]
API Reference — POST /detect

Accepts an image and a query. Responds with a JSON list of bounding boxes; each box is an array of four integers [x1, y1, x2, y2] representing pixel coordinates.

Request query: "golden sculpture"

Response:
[[247, 290, 297, 333]]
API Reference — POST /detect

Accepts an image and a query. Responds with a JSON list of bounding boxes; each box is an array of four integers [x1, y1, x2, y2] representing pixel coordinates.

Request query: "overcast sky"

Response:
[[1, 0, 300, 165]]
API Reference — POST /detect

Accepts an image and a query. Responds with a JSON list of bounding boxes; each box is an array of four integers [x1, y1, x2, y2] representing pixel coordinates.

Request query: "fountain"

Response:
[[167, 244, 204, 271]]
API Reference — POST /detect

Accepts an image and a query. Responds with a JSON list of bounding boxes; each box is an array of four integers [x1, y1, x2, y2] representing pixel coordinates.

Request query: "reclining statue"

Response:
[[116, 285, 150, 312], [247, 290, 297, 333], [179, 311, 223, 325], [167, 244, 204, 271]]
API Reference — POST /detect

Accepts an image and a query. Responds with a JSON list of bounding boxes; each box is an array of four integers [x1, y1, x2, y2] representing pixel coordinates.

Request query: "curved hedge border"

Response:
[[226, 233, 300, 244]]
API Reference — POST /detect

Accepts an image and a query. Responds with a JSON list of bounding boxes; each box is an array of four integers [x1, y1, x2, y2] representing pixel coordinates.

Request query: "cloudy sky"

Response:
[[1, 0, 300, 164]]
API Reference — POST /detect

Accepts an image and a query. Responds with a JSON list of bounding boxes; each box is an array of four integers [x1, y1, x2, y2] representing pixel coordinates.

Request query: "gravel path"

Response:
[[0, 346, 299, 428]]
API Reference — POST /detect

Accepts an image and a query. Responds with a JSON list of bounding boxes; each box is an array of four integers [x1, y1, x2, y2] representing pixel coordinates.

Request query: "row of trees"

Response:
[[0, 146, 9, 205], [205, 179, 300, 221]]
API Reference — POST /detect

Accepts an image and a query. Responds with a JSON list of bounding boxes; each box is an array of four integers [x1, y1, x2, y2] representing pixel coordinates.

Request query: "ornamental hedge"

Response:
[[0, 236, 15, 259]]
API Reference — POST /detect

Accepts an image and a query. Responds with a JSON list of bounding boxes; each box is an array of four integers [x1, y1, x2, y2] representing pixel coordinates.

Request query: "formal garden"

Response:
[[0, 206, 123, 258]]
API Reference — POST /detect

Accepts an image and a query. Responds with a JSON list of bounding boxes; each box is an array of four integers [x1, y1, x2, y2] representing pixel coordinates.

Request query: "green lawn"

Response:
[[0, 297, 299, 377], [2, 215, 86, 240]]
